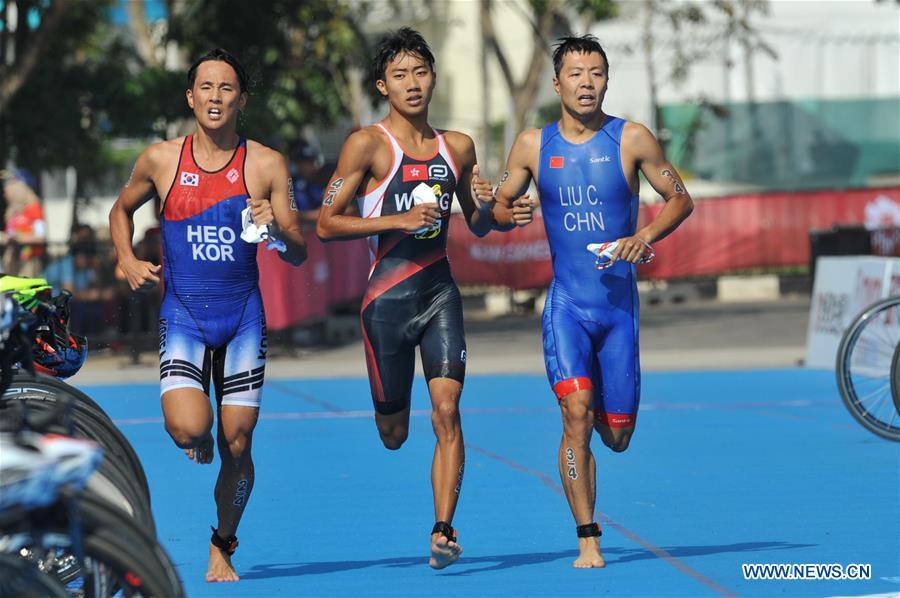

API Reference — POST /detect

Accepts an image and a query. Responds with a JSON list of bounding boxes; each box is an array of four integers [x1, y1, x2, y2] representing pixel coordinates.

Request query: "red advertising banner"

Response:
[[639, 186, 900, 279], [446, 215, 553, 288], [257, 235, 369, 330], [257, 187, 900, 326], [447, 187, 900, 286], [326, 236, 371, 306]]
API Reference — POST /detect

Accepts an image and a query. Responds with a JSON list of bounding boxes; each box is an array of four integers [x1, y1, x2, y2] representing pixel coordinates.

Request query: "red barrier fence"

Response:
[[637, 186, 900, 279], [257, 234, 368, 330], [257, 187, 900, 328], [445, 216, 553, 289], [446, 186, 900, 286]]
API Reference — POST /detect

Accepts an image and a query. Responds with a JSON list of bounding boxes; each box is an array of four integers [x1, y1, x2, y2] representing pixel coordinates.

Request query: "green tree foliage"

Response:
[[1, 0, 367, 196], [481, 0, 616, 163], [0, 0, 183, 187], [167, 0, 369, 144]]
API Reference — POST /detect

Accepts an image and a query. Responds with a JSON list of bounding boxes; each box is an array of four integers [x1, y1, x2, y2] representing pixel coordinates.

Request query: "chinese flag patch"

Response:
[[402, 164, 429, 182], [550, 156, 564, 169]]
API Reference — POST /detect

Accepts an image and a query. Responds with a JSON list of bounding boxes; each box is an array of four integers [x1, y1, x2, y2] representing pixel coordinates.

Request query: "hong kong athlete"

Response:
[[109, 48, 307, 582], [316, 28, 507, 569], [493, 35, 693, 568]]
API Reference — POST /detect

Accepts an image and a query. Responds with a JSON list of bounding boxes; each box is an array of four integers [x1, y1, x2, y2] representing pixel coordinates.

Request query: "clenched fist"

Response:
[[247, 197, 274, 228]]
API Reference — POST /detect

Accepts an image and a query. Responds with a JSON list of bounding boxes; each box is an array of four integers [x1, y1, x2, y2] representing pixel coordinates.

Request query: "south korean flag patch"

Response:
[[180, 171, 199, 187]]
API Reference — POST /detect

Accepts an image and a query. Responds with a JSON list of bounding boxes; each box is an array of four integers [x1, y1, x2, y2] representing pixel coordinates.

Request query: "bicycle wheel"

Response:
[[0, 552, 68, 598], [2, 380, 152, 504], [8, 369, 111, 420], [76, 490, 183, 597], [0, 395, 156, 531], [836, 296, 900, 441], [4, 491, 183, 597]]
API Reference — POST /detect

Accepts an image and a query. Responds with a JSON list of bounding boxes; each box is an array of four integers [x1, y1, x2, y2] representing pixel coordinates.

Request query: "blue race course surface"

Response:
[[84, 369, 900, 597]]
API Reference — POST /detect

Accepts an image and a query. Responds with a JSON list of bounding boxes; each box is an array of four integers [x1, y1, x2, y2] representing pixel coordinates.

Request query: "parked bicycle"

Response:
[[0, 414, 183, 596], [0, 278, 182, 595], [0, 275, 153, 527], [836, 296, 900, 441]]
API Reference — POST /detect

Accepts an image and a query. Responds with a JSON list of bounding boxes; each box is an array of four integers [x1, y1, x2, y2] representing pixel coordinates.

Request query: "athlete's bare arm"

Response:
[[316, 128, 440, 241], [493, 129, 541, 228], [109, 141, 177, 291], [443, 131, 494, 238], [613, 122, 694, 264], [245, 141, 307, 266]]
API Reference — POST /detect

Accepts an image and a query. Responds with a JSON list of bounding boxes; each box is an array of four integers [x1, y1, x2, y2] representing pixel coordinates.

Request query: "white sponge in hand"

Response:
[[240, 206, 286, 252]]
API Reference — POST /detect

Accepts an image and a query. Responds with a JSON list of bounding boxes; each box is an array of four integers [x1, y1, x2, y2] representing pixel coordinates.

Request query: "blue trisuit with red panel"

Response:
[[538, 116, 641, 427], [158, 135, 267, 408]]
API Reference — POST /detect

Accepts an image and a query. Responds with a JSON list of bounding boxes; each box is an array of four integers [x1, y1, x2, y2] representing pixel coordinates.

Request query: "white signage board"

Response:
[[805, 256, 900, 369]]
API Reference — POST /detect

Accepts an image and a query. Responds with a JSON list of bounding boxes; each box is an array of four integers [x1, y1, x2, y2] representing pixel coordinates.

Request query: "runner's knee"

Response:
[[375, 407, 410, 450], [431, 399, 460, 439], [559, 393, 593, 439], [604, 437, 630, 452], [598, 427, 633, 453], [380, 428, 408, 450], [165, 420, 209, 449], [221, 429, 252, 460]]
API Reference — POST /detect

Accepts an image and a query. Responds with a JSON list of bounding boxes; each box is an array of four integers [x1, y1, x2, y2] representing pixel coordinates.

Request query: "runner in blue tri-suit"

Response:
[[492, 35, 694, 568], [109, 49, 307, 583]]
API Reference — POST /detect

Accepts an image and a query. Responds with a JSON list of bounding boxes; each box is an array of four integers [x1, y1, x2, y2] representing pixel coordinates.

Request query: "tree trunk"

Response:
[[482, 0, 559, 150], [0, 0, 71, 115], [127, 0, 160, 68], [514, 0, 558, 130], [479, 0, 492, 170], [642, 0, 660, 133]]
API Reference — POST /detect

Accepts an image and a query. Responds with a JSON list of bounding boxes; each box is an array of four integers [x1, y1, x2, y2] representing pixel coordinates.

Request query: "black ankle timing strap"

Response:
[[210, 526, 239, 555], [576, 522, 602, 538], [432, 521, 457, 543]]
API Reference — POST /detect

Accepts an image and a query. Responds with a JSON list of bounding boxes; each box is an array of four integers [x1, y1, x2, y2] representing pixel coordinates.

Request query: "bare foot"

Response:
[[429, 533, 463, 569], [206, 543, 239, 582], [573, 536, 605, 568], [185, 434, 214, 464]]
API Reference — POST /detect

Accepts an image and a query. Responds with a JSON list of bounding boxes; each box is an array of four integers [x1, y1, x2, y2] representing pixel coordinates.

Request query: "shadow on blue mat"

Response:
[[442, 541, 814, 577], [602, 541, 815, 567], [242, 541, 812, 580], [241, 551, 578, 580]]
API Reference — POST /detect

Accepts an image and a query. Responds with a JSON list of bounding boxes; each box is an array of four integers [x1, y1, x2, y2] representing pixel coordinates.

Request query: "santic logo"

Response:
[[180, 171, 199, 187], [864, 195, 900, 230]]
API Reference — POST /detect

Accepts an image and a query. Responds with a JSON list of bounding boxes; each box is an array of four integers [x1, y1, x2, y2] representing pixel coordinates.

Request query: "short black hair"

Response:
[[552, 35, 609, 78], [187, 48, 249, 93], [372, 27, 435, 81]]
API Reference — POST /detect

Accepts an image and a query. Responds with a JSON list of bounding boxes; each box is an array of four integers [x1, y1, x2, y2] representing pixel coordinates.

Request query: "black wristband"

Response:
[[576, 522, 602, 538]]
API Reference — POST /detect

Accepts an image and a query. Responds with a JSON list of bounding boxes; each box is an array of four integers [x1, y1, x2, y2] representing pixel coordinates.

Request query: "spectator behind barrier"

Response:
[[43, 224, 114, 336], [44, 224, 98, 293], [289, 139, 325, 224], [2, 169, 46, 277], [114, 224, 162, 353]]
